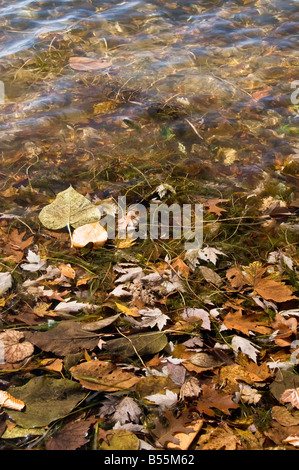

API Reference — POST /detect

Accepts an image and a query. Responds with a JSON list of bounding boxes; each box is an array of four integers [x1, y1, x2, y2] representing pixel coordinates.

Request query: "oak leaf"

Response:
[[196, 384, 239, 416]]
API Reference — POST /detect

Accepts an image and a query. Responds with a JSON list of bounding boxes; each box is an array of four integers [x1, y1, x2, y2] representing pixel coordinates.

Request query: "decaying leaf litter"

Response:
[[0, 0, 299, 451]]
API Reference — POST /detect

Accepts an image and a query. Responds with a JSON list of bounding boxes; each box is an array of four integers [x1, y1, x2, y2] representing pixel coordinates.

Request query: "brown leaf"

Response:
[[223, 310, 272, 336], [271, 314, 297, 346], [254, 278, 297, 303], [226, 266, 246, 289], [70, 359, 140, 392], [45, 418, 94, 450], [25, 321, 99, 356], [198, 423, 240, 450], [69, 57, 112, 71], [204, 198, 228, 216], [0, 330, 34, 363], [196, 384, 239, 416], [151, 410, 194, 446]]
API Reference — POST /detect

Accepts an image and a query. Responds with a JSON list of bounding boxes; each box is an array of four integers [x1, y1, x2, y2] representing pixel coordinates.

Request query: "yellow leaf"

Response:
[[115, 302, 140, 317]]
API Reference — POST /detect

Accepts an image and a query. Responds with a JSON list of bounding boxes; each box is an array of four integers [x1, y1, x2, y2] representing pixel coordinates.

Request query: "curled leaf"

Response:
[[0, 391, 25, 411]]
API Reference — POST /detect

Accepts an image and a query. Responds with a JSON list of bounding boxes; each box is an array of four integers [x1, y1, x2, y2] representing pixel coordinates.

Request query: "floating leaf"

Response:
[[39, 186, 100, 230]]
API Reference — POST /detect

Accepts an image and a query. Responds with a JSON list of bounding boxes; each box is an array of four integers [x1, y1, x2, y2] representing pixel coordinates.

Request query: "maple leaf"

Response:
[[231, 336, 260, 363], [21, 250, 47, 272], [242, 261, 297, 303], [223, 310, 272, 336], [196, 384, 239, 417]]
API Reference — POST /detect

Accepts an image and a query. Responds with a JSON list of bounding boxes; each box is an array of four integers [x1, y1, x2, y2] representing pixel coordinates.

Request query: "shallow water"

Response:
[[0, 0, 298, 206]]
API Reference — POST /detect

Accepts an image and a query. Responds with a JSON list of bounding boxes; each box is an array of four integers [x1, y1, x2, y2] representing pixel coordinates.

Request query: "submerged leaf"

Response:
[[39, 186, 100, 230], [6, 376, 87, 427]]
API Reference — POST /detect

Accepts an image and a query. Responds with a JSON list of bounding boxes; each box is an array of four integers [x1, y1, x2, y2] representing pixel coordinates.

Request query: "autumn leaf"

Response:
[[0, 330, 34, 363], [196, 384, 239, 416], [45, 418, 94, 450], [226, 266, 246, 289], [223, 310, 272, 336], [70, 359, 140, 392], [69, 57, 112, 71], [204, 198, 228, 216], [0, 391, 25, 411], [72, 222, 107, 248], [39, 186, 100, 230], [281, 388, 299, 409]]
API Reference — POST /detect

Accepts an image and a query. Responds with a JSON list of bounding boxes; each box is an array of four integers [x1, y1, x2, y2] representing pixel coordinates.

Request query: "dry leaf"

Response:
[[70, 360, 140, 392], [226, 267, 246, 289], [196, 384, 239, 416], [283, 434, 299, 447], [0, 391, 25, 411], [59, 263, 76, 279], [0, 330, 34, 363], [281, 388, 299, 409]]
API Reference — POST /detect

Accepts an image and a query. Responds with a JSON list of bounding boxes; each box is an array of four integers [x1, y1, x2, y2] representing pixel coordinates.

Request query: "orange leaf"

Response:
[[0, 390, 25, 411], [72, 222, 107, 248]]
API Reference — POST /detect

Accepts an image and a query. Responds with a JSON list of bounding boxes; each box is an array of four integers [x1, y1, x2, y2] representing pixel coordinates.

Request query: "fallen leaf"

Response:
[[144, 389, 178, 409], [25, 321, 99, 355], [100, 429, 139, 450], [112, 397, 142, 425], [283, 434, 299, 447], [21, 250, 47, 272], [0, 391, 25, 411], [45, 418, 94, 450], [6, 376, 87, 427], [196, 384, 239, 416], [70, 359, 140, 392], [226, 266, 246, 289], [72, 222, 107, 248], [39, 186, 100, 230], [231, 335, 260, 363], [69, 57, 113, 71], [281, 388, 299, 409], [103, 331, 168, 357], [0, 272, 12, 295], [198, 423, 240, 450], [223, 310, 272, 336], [58, 263, 76, 279], [0, 330, 34, 363]]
